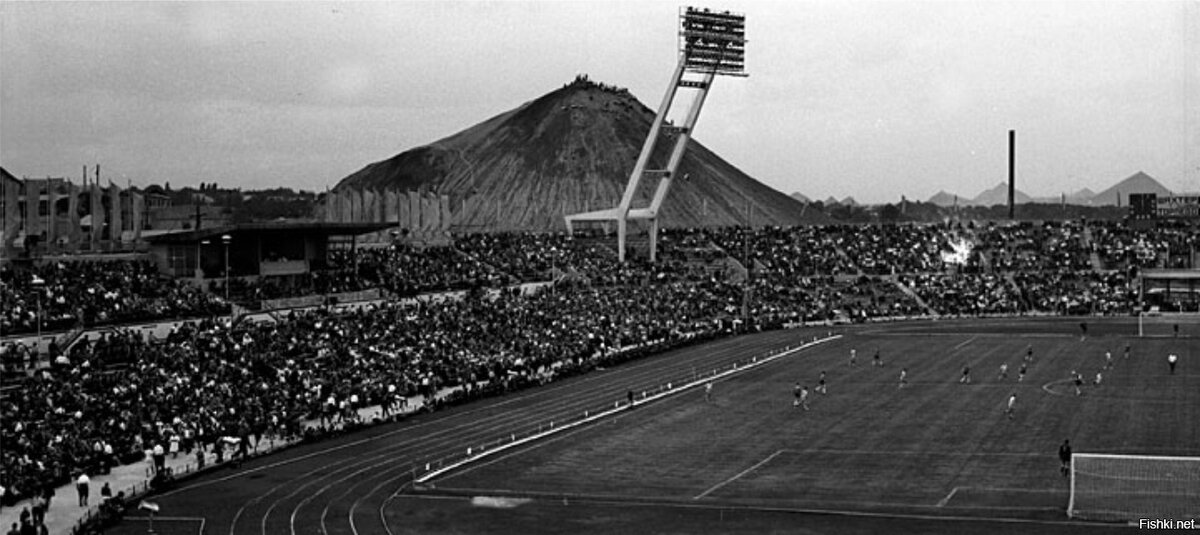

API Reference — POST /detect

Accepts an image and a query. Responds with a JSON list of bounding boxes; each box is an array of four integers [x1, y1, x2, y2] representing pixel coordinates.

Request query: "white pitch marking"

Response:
[[394, 489, 1128, 529], [953, 336, 977, 350], [783, 448, 1045, 458], [693, 450, 784, 500], [936, 486, 959, 507], [126, 516, 207, 535]]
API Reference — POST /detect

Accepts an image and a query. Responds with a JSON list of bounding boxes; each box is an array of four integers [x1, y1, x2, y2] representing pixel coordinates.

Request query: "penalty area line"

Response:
[[936, 486, 960, 507], [953, 336, 977, 350], [693, 450, 783, 500]]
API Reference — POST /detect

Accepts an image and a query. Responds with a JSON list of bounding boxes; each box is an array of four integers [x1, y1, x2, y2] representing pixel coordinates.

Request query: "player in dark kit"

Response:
[[959, 365, 971, 384], [1059, 439, 1072, 476], [817, 371, 827, 394]]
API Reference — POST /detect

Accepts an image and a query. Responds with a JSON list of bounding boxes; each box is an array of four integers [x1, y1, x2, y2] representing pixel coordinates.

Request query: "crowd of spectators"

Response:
[[971, 221, 1095, 272], [904, 272, 1023, 316], [1, 260, 228, 336], [455, 232, 619, 281], [1, 219, 1194, 508], [0, 277, 746, 505], [1090, 220, 1197, 272]]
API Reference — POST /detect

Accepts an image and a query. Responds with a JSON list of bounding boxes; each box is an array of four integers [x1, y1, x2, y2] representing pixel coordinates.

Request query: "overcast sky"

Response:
[[2, 1, 1196, 204]]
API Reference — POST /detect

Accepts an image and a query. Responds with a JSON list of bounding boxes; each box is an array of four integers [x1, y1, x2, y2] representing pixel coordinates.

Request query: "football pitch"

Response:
[[400, 317, 1197, 534]]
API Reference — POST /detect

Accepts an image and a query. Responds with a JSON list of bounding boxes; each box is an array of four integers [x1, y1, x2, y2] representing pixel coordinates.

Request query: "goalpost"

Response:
[[1069, 453, 1200, 522]]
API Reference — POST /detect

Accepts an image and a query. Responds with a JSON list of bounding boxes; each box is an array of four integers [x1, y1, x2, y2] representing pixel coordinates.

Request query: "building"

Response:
[[1128, 192, 1200, 221], [143, 221, 393, 280], [1, 168, 148, 259]]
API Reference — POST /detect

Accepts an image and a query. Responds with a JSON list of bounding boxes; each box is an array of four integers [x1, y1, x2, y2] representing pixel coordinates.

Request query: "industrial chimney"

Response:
[[1008, 130, 1016, 219]]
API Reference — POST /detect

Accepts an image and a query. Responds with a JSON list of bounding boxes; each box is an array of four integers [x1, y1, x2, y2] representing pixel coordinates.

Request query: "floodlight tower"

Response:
[[565, 6, 746, 262]]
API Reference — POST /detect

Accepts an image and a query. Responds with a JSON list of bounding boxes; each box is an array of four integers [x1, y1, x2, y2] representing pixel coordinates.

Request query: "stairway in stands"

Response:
[[1081, 225, 1105, 271], [891, 277, 939, 317]]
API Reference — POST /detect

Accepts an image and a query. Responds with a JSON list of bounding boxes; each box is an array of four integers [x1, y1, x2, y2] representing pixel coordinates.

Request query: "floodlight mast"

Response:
[[564, 6, 746, 263]]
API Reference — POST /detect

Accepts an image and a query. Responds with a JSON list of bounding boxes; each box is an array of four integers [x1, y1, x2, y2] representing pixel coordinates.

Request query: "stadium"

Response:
[[2, 220, 1196, 534], [2, 3, 1198, 535]]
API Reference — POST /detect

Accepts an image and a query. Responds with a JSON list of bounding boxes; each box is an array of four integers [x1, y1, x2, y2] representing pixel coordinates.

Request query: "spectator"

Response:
[[75, 472, 89, 507], [152, 443, 166, 474]]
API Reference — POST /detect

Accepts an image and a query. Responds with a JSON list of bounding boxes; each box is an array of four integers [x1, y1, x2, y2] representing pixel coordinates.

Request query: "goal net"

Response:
[[1069, 453, 1200, 522]]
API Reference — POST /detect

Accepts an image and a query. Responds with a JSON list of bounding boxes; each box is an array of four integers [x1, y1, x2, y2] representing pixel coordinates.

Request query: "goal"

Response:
[[1069, 453, 1200, 522]]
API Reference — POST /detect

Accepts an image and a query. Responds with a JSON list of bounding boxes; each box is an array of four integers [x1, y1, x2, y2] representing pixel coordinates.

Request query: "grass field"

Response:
[[402, 317, 1197, 533]]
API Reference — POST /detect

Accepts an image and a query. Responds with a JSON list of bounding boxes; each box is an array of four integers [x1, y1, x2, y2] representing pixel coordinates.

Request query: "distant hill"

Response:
[[841, 196, 859, 206], [927, 190, 959, 207], [969, 182, 1032, 206], [332, 75, 813, 231], [1091, 171, 1171, 206], [1067, 187, 1096, 204]]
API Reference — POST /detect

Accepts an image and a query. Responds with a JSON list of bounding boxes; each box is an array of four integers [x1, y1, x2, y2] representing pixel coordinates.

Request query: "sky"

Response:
[[1, 1, 1197, 204]]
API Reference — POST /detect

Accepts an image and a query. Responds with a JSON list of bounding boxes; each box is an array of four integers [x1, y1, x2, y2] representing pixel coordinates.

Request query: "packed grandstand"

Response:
[[1, 219, 1196, 512]]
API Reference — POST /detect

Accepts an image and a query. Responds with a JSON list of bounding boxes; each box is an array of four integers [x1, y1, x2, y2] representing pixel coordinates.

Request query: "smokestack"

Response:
[[1008, 130, 1015, 219]]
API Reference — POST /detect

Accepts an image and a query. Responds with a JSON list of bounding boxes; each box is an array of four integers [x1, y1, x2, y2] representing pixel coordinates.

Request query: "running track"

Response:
[[124, 326, 833, 535]]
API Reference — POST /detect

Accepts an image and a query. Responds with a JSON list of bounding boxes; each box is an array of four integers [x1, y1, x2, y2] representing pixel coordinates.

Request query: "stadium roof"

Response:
[[143, 221, 394, 244]]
